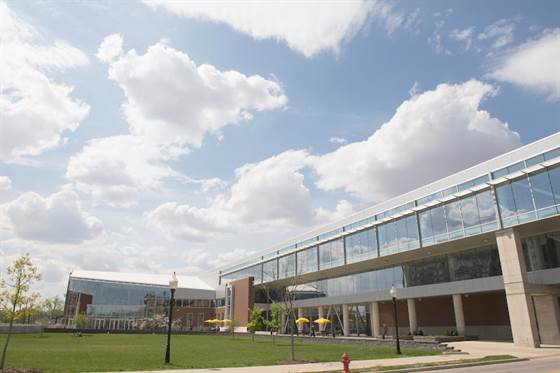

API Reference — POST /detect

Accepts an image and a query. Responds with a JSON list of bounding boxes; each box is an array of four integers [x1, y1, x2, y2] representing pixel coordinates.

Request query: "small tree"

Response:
[[0, 254, 42, 370], [264, 301, 283, 345], [247, 308, 265, 342], [74, 314, 89, 329]]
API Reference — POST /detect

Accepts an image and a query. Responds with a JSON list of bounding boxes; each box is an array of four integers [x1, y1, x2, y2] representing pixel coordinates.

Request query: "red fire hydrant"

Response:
[[341, 351, 350, 373]]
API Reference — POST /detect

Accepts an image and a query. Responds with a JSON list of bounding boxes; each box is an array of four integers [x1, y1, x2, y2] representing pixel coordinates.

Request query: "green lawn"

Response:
[[0, 333, 440, 372]]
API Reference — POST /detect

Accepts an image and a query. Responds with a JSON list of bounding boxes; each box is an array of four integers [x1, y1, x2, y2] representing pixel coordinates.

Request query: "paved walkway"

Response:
[[116, 341, 560, 373]]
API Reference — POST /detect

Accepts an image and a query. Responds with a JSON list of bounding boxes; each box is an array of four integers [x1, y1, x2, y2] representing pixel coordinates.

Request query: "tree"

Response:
[[247, 308, 265, 342], [16, 292, 40, 324], [74, 314, 89, 329], [0, 254, 42, 370], [42, 296, 64, 324], [264, 301, 283, 345]]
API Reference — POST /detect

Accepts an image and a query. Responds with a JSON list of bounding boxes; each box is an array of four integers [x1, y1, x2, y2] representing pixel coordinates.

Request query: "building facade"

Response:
[[64, 271, 216, 330], [220, 132, 560, 347]]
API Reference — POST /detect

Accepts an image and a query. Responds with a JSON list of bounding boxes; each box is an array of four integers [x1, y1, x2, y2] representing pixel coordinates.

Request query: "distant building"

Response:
[[219, 132, 560, 347], [63, 270, 216, 330]]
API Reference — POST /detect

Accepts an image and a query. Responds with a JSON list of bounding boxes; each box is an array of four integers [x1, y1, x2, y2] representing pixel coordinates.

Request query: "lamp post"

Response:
[[389, 285, 401, 355], [164, 272, 178, 364]]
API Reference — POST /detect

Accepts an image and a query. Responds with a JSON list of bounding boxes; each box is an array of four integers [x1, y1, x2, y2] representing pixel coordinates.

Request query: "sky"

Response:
[[1, 0, 559, 298]]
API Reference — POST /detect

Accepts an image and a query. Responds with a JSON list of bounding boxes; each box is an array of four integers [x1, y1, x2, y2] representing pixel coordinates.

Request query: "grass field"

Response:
[[0, 333, 440, 372]]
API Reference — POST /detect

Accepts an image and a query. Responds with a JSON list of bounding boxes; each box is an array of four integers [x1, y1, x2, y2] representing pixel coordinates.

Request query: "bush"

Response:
[[74, 314, 89, 329]]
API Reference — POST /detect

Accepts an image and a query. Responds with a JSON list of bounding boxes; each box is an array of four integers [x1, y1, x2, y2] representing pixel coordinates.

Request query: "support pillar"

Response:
[[297, 307, 304, 333], [370, 301, 380, 337], [533, 295, 560, 345], [452, 294, 465, 336], [342, 304, 350, 337], [318, 306, 324, 331], [496, 228, 540, 347], [407, 298, 418, 335]]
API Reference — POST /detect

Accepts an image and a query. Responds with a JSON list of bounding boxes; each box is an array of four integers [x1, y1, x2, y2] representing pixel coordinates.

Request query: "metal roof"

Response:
[[70, 270, 215, 292]]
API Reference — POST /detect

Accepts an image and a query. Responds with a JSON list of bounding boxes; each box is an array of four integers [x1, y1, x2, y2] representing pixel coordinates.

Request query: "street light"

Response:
[[164, 272, 178, 364], [389, 285, 401, 355]]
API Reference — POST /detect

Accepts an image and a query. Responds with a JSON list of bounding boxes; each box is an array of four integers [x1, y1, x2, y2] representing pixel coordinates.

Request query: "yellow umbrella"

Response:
[[313, 317, 331, 324], [295, 317, 310, 324], [222, 319, 232, 323], [204, 319, 216, 323]]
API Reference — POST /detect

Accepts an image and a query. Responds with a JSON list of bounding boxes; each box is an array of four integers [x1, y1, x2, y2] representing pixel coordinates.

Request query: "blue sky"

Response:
[[0, 0, 559, 296]]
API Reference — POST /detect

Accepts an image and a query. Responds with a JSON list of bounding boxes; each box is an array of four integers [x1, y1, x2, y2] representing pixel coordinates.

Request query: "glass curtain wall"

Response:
[[345, 228, 377, 264], [318, 239, 344, 269], [378, 215, 419, 256], [419, 189, 497, 246], [297, 246, 318, 275], [496, 166, 560, 227]]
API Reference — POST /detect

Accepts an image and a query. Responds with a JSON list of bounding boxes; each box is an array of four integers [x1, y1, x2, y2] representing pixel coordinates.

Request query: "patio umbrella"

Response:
[[204, 319, 216, 323], [295, 317, 310, 324], [222, 319, 232, 323], [313, 317, 331, 324]]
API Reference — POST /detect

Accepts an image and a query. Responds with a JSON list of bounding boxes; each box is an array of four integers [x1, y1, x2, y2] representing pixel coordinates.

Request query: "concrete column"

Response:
[[370, 302, 380, 337], [297, 307, 304, 333], [342, 304, 350, 336], [452, 294, 466, 336], [533, 295, 560, 345], [496, 228, 540, 347], [318, 306, 324, 331], [407, 298, 418, 335]]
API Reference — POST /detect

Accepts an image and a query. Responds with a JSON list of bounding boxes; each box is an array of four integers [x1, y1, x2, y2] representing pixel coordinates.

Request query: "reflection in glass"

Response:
[[319, 239, 344, 269], [345, 228, 377, 264]]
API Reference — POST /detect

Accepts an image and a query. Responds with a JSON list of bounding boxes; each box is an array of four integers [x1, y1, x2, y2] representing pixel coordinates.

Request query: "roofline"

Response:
[[69, 275, 215, 292], [220, 130, 560, 274]]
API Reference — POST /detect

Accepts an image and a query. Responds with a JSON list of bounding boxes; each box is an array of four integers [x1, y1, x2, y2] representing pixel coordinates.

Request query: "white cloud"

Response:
[[490, 29, 560, 101], [309, 80, 521, 201], [0, 2, 90, 162], [104, 38, 287, 148], [0, 187, 103, 244], [450, 27, 475, 51], [478, 19, 515, 49], [96, 33, 123, 63], [408, 81, 420, 97], [0, 176, 11, 190], [144, 0, 407, 57], [329, 137, 348, 145], [145, 150, 352, 241], [66, 135, 182, 207], [69, 36, 287, 206]]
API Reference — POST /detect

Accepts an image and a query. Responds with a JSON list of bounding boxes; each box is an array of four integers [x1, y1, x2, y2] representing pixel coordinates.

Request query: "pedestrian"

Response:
[[310, 323, 315, 337], [382, 323, 388, 339]]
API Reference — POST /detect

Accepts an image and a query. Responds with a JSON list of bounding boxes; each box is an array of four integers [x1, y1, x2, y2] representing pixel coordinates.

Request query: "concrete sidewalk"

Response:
[[115, 341, 560, 373]]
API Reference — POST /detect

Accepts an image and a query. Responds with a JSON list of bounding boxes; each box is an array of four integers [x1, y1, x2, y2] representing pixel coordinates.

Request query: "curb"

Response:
[[376, 357, 529, 372]]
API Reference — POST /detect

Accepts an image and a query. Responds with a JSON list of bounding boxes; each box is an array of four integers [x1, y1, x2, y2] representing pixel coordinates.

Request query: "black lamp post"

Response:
[[390, 285, 401, 355], [164, 272, 178, 364]]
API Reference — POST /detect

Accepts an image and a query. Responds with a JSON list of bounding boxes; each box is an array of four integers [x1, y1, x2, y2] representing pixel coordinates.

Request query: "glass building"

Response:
[[220, 132, 560, 347], [64, 271, 216, 330]]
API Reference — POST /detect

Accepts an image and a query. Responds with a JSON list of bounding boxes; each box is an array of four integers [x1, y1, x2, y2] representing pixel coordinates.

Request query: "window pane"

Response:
[[318, 239, 344, 269], [263, 260, 277, 282], [345, 228, 377, 264], [430, 205, 447, 238], [419, 210, 433, 242], [445, 200, 463, 237], [297, 247, 318, 275], [278, 254, 295, 279], [461, 195, 480, 228], [476, 190, 497, 230], [496, 183, 516, 218], [530, 171, 555, 212], [511, 177, 534, 214], [548, 166, 560, 204]]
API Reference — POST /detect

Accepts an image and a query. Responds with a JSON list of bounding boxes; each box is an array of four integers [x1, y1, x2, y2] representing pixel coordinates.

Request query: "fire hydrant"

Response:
[[341, 351, 350, 373]]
